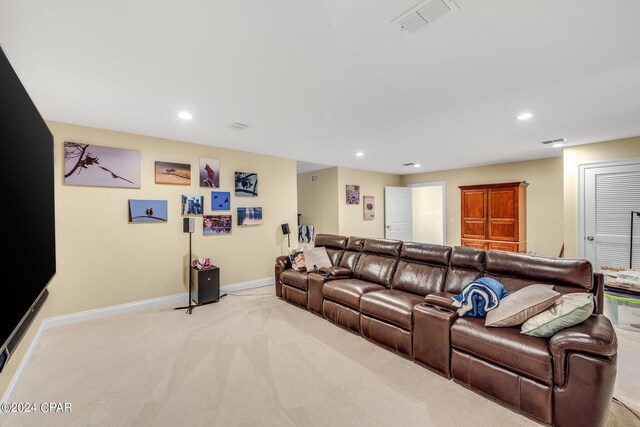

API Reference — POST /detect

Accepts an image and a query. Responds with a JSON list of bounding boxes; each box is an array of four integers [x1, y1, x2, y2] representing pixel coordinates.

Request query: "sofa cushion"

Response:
[[391, 260, 448, 296], [281, 269, 308, 291], [354, 254, 399, 287], [484, 251, 593, 294], [451, 317, 553, 385], [485, 285, 560, 327], [323, 279, 385, 310], [363, 238, 402, 257], [444, 247, 485, 294], [360, 290, 425, 330]]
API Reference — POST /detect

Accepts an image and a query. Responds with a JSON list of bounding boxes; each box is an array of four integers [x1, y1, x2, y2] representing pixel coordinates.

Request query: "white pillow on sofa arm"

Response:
[[303, 246, 332, 272]]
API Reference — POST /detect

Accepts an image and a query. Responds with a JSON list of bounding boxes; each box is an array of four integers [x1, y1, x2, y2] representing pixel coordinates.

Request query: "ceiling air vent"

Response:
[[541, 138, 567, 145], [226, 122, 250, 131], [311, 175, 319, 182], [403, 162, 416, 166], [392, 0, 459, 34]]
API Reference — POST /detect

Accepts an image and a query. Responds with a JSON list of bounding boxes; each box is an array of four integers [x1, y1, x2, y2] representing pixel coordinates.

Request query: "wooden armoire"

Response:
[[459, 181, 528, 252]]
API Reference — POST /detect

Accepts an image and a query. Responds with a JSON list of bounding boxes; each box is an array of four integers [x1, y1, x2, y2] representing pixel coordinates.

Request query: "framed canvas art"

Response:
[[203, 215, 232, 235], [363, 196, 375, 220], [155, 161, 191, 185], [211, 191, 231, 210], [235, 172, 258, 197], [181, 194, 204, 215], [64, 141, 140, 188], [346, 185, 360, 204], [199, 158, 220, 188], [128, 200, 168, 223], [237, 207, 262, 225]]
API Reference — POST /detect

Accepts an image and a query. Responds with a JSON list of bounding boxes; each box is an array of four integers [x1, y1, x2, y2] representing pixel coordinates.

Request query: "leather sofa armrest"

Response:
[[549, 314, 617, 386], [318, 266, 352, 278], [423, 292, 458, 312], [276, 255, 291, 270], [275, 256, 291, 298]]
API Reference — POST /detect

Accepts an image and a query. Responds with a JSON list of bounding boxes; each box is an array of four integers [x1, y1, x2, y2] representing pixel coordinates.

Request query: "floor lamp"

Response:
[[631, 211, 640, 269], [175, 218, 195, 314]]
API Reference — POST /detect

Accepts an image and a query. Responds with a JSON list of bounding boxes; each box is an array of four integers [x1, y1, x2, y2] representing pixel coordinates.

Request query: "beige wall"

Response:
[[337, 167, 402, 238], [402, 157, 564, 257], [563, 136, 640, 258], [297, 167, 339, 236], [0, 121, 297, 396]]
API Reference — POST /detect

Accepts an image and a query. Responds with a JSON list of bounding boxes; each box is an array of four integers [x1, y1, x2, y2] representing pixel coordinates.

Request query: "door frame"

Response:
[[578, 158, 640, 258], [408, 181, 447, 245]]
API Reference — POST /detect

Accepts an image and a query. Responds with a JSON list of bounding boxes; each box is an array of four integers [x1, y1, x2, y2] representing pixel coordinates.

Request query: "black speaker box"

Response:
[[183, 217, 195, 233], [281, 223, 290, 234]]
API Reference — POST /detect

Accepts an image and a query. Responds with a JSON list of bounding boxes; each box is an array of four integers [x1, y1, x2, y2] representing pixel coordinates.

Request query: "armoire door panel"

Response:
[[461, 239, 488, 250], [489, 189, 516, 218], [462, 220, 486, 239], [488, 220, 517, 241], [463, 190, 486, 218]]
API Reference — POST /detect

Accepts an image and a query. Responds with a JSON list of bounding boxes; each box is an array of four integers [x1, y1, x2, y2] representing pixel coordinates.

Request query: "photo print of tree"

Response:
[[235, 172, 258, 196], [199, 158, 220, 188], [181, 194, 204, 215], [64, 142, 140, 188], [211, 191, 230, 210], [203, 215, 232, 235], [128, 200, 168, 223], [155, 161, 191, 185]]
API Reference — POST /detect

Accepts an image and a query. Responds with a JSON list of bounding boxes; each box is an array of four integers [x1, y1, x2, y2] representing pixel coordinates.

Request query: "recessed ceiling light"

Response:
[[551, 142, 565, 148], [517, 112, 533, 121], [355, 152, 364, 157], [413, 164, 421, 168], [178, 111, 192, 120]]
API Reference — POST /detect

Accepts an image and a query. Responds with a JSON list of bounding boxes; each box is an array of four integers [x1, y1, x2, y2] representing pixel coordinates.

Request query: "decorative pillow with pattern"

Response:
[[289, 248, 306, 272]]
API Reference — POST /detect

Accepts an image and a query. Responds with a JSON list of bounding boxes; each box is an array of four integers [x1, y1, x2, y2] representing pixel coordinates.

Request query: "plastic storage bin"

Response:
[[604, 293, 640, 332]]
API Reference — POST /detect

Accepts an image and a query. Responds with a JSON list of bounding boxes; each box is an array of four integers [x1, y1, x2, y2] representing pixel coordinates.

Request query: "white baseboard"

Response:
[[1, 276, 274, 405]]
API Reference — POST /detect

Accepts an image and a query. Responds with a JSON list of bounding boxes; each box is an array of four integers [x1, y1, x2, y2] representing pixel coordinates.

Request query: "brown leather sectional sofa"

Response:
[[274, 234, 618, 427]]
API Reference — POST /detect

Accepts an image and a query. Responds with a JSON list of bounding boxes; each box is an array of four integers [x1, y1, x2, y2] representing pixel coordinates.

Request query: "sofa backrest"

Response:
[[483, 251, 593, 295], [444, 247, 485, 294], [338, 236, 365, 270], [391, 242, 452, 296], [353, 238, 402, 287], [315, 234, 348, 266]]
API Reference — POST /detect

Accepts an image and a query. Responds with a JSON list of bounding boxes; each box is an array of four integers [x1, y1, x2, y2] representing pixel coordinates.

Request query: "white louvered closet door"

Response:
[[584, 163, 640, 269]]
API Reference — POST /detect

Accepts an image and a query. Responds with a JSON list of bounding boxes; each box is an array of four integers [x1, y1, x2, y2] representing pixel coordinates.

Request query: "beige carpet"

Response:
[[1, 286, 638, 427]]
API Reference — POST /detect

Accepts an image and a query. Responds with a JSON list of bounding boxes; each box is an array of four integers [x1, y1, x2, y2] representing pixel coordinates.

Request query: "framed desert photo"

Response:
[[181, 194, 204, 215], [155, 161, 191, 185], [346, 184, 360, 204], [235, 172, 258, 197], [199, 158, 220, 188], [363, 196, 375, 220], [128, 200, 168, 223], [64, 141, 140, 188], [237, 207, 262, 225], [203, 215, 232, 235], [211, 191, 230, 210]]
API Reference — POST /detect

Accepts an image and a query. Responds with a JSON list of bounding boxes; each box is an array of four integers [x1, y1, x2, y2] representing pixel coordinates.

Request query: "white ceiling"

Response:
[[1, 1, 640, 175]]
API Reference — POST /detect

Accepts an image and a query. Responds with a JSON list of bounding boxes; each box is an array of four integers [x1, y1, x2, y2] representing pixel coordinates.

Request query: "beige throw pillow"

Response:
[[521, 293, 594, 337], [303, 247, 332, 271], [485, 284, 560, 327]]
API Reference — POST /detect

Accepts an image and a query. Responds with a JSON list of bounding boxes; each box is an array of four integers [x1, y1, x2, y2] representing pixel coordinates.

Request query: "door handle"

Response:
[[587, 236, 594, 241], [386, 225, 391, 229]]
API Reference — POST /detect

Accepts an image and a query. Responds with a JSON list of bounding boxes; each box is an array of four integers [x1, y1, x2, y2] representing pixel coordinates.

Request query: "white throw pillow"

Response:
[[521, 293, 594, 337], [303, 247, 332, 271], [485, 284, 560, 327]]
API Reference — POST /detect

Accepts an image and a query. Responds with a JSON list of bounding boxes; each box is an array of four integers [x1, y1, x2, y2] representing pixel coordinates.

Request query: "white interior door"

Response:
[[410, 182, 446, 245], [385, 186, 412, 241], [583, 162, 640, 269]]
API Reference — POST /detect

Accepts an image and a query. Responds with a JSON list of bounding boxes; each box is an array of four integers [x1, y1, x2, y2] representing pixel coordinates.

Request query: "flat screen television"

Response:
[[0, 44, 56, 371]]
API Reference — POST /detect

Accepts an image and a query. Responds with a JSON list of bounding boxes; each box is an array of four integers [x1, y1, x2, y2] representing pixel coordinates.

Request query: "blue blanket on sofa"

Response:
[[452, 277, 507, 317]]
